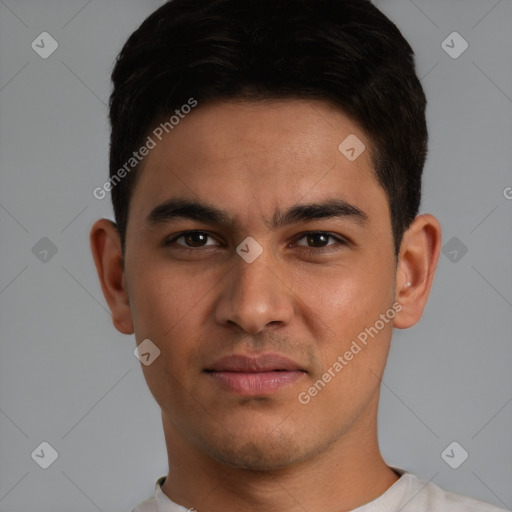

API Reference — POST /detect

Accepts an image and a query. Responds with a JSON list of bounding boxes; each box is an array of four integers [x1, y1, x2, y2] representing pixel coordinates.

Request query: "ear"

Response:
[[393, 214, 442, 329], [90, 219, 134, 335]]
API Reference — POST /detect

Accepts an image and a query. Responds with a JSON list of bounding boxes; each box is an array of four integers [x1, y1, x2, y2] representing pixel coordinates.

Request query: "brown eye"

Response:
[[166, 231, 218, 248], [295, 232, 344, 248]]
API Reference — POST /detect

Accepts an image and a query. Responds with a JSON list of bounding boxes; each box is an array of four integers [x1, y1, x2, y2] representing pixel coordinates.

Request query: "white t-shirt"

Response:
[[131, 466, 508, 511]]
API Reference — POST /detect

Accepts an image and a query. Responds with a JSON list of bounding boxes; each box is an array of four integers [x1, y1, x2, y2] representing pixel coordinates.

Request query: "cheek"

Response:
[[129, 269, 205, 413], [128, 267, 199, 337], [292, 259, 395, 339], [290, 259, 396, 401], [129, 263, 215, 351]]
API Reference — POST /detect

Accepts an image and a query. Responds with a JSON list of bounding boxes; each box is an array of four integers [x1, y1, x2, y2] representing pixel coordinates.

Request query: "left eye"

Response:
[[295, 232, 344, 248], [168, 231, 219, 248]]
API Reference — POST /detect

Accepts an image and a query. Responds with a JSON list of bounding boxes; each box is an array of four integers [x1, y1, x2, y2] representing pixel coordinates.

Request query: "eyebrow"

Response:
[[145, 197, 368, 230]]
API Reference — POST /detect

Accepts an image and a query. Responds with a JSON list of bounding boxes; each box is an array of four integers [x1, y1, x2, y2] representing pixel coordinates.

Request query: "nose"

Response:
[[214, 246, 295, 335]]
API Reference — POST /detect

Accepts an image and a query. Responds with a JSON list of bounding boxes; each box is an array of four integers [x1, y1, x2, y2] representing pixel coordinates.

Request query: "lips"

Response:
[[205, 353, 306, 395], [207, 353, 304, 372]]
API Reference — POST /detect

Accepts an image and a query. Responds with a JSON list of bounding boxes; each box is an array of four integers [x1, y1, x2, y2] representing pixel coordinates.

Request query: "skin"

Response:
[[90, 99, 441, 512]]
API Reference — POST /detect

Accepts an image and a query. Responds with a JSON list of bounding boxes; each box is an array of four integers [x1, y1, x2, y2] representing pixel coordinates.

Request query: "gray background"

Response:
[[0, 0, 511, 511]]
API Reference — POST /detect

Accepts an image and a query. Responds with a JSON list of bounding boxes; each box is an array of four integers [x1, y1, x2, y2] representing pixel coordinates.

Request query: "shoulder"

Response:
[[130, 496, 157, 512], [401, 472, 508, 511]]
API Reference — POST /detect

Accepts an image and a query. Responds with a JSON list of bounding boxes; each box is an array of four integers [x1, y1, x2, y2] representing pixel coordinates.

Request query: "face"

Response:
[[116, 99, 401, 470]]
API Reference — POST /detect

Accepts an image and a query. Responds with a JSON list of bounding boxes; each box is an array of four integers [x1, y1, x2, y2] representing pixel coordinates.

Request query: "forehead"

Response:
[[148, 99, 373, 172], [129, 99, 388, 229]]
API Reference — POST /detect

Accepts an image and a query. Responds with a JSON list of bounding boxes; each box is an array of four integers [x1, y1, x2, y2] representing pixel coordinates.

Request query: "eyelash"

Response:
[[163, 231, 347, 252]]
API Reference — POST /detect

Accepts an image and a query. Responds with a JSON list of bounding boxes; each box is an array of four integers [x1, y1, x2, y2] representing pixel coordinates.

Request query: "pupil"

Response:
[[308, 233, 328, 247], [186, 232, 206, 247]]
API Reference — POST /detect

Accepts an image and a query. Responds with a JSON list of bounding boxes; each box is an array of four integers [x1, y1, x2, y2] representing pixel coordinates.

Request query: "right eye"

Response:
[[164, 231, 221, 249]]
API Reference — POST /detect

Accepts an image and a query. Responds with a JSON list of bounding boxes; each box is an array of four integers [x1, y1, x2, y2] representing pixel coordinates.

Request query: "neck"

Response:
[[160, 397, 400, 512]]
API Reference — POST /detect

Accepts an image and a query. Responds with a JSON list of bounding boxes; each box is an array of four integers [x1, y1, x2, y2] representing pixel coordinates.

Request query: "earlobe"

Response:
[[393, 214, 442, 329], [90, 219, 134, 335]]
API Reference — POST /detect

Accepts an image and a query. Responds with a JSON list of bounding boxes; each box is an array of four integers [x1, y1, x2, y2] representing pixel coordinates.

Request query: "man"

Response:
[[90, 0, 507, 510]]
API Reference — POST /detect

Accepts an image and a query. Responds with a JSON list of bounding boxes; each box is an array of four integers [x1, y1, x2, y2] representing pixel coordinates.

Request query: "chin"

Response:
[[200, 433, 317, 472]]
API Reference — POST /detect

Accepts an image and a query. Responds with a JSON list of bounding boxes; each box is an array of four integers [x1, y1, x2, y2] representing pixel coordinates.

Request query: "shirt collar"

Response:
[[154, 466, 410, 511]]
